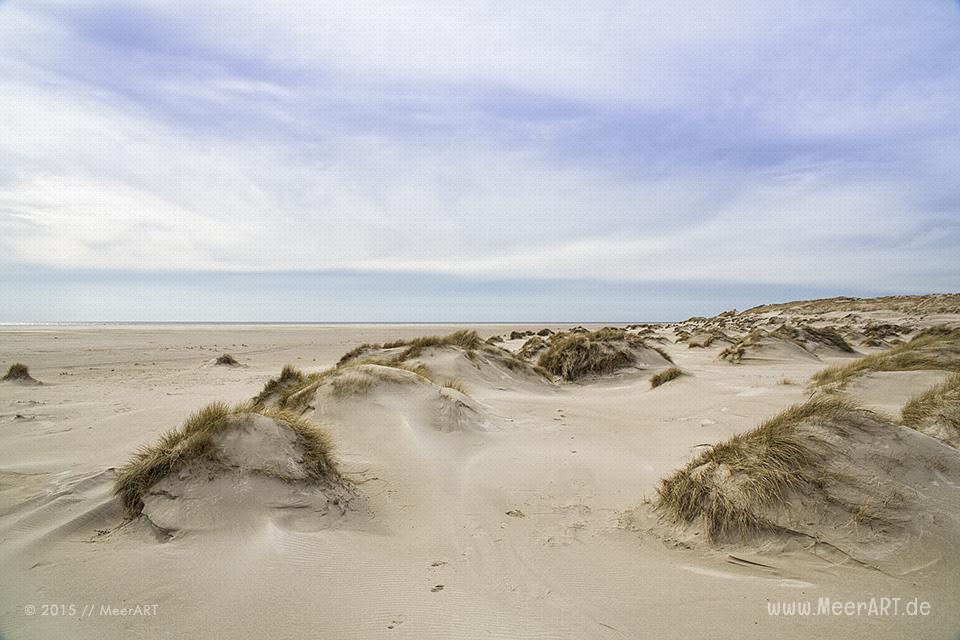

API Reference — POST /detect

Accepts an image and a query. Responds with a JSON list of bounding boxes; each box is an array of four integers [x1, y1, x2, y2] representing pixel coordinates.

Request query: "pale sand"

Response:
[[2, 320, 959, 639]]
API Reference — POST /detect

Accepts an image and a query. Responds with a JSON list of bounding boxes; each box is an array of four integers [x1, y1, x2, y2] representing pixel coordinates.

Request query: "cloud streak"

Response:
[[1, 1, 958, 318]]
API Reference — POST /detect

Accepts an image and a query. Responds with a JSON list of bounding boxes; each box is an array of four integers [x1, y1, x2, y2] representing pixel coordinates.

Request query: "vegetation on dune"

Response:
[[741, 294, 960, 315], [720, 323, 855, 364], [2, 362, 33, 381], [443, 379, 469, 394], [215, 353, 239, 366], [252, 364, 307, 406], [811, 326, 960, 388], [775, 324, 856, 353], [655, 397, 869, 541], [255, 357, 437, 409], [254, 329, 552, 408], [337, 343, 380, 366], [539, 334, 635, 381], [113, 402, 338, 517], [901, 372, 960, 447], [330, 370, 377, 397], [650, 367, 685, 389], [381, 329, 482, 361], [685, 332, 730, 348], [718, 330, 765, 363], [537, 329, 663, 381], [517, 335, 546, 360]]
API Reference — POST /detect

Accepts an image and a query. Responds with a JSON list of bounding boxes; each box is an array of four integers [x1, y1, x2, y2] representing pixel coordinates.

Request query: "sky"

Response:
[[1, 1, 959, 321]]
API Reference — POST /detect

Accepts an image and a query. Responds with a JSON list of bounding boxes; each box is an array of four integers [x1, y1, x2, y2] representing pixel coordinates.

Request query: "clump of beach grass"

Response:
[[2, 362, 35, 382], [215, 353, 239, 366], [382, 329, 482, 361], [900, 372, 960, 447], [538, 334, 634, 381], [443, 379, 469, 394], [650, 367, 685, 389], [537, 328, 666, 381], [811, 326, 960, 389], [655, 397, 864, 541], [252, 364, 307, 405], [113, 401, 338, 517], [255, 357, 438, 410], [337, 343, 381, 366], [330, 370, 377, 397], [517, 335, 546, 360]]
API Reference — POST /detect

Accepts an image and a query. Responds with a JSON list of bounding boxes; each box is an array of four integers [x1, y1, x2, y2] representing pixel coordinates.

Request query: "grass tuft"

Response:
[[383, 330, 482, 361], [443, 379, 469, 394], [2, 362, 33, 381], [811, 327, 960, 388], [901, 372, 960, 447], [215, 353, 239, 366], [537, 329, 663, 381], [337, 343, 380, 366], [650, 367, 685, 389], [655, 397, 864, 541], [252, 364, 306, 406], [330, 371, 376, 396], [113, 402, 338, 517], [517, 335, 546, 360]]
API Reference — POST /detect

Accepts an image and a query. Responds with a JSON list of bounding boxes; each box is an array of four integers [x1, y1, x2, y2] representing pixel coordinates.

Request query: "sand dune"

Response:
[[2, 304, 960, 639]]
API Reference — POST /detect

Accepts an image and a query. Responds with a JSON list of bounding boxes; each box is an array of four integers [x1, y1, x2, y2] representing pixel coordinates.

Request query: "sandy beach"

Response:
[[2, 299, 959, 639]]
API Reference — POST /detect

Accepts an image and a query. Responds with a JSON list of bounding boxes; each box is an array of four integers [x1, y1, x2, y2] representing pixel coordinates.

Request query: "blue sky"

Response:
[[1, 1, 958, 321]]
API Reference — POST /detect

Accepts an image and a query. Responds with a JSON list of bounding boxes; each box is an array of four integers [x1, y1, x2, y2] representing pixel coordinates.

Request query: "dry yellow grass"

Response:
[[655, 397, 865, 541], [538, 329, 666, 381], [742, 294, 960, 315], [382, 329, 481, 361], [650, 367, 685, 389], [811, 327, 960, 388], [517, 335, 546, 360], [442, 379, 469, 394], [2, 362, 33, 381], [330, 371, 377, 396], [113, 402, 337, 517], [901, 372, 960, 447]]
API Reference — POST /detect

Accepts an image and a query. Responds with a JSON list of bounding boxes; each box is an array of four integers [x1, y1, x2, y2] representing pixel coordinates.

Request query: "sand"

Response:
[[2, 318, 959, 639]]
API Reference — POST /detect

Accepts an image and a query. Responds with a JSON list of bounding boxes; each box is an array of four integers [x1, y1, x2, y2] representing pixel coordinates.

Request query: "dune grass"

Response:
[[901, 372, 960, 447], [517, 335, 546, 360], [255, 329, 529, 408], [650, 367, 685, 389], [337, 343, 380, 366], [538, 329, 669, 381], [215, 353, 239, 366], [256, 358, 437, 409], [2, 362, 33, 381], [330, 371, 377, 397], [443, 379, 469, 394], [721, 324, 856, 364], [685, 332, 729, 348], [775, 324, 856, 353], [113, 402, 337, 517], [252, 364, 307, 405], [381, 329, 482, 361], [655, 397, 864, 541], [811, 326, 960, 388], [538, 334, 636, 381]]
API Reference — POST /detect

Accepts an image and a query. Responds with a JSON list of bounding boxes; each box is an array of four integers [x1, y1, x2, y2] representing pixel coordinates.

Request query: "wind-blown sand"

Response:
[[2, 305, 959, 639]]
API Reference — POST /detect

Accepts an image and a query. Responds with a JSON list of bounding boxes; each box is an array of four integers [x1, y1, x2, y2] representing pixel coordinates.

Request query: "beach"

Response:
[[2, 303, 959, 639]]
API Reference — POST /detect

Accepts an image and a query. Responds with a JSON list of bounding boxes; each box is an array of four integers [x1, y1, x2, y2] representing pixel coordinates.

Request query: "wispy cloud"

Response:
[[1, 1, 958, 318]]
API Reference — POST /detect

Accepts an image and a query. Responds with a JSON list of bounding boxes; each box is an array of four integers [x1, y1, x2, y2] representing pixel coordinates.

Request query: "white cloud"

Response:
[[0, 0, 957, 295]]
